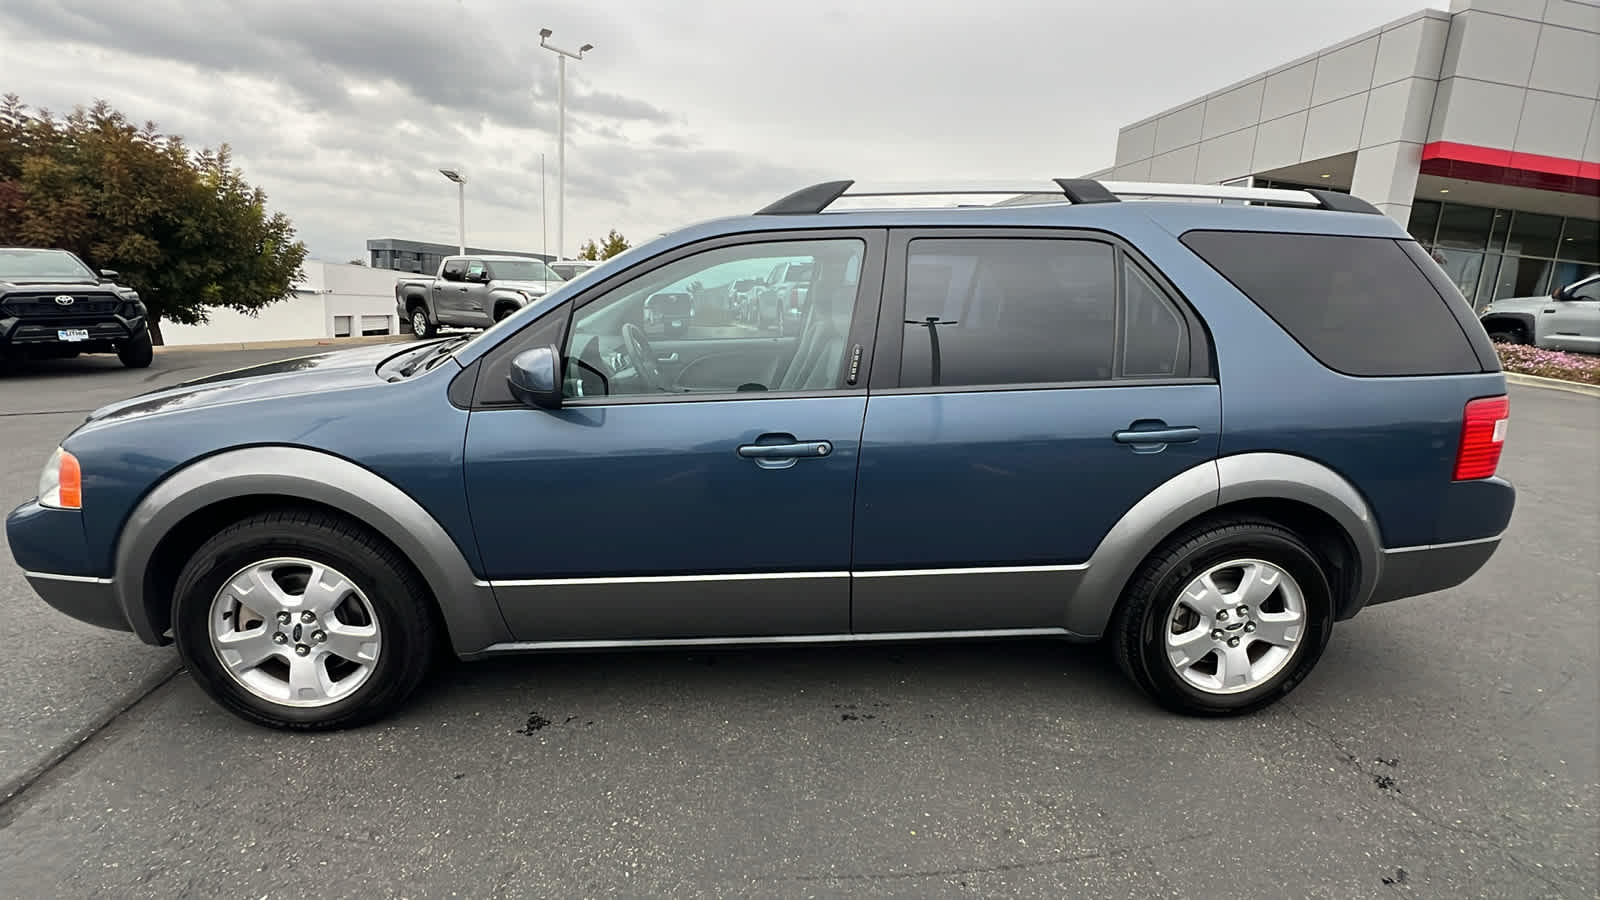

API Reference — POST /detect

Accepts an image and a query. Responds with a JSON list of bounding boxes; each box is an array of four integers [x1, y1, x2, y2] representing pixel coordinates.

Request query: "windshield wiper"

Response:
[[397, 335, 471, 377]]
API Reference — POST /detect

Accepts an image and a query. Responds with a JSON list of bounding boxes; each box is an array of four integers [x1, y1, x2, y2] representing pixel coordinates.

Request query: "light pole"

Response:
[[538, 28, 592, 261], [439, 168, 466, 255]]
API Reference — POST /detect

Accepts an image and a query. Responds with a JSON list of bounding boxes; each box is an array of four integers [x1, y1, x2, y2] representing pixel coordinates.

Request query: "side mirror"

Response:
[[508, 345, 562, 410], [98, 269, 120, 282]]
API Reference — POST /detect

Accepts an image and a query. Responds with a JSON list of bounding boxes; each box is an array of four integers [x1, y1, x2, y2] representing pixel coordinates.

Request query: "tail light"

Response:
[[1454, 396, 1509, 480]]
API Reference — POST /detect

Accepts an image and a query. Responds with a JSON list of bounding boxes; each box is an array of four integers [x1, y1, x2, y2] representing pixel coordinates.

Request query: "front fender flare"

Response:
[[114, 446, 511, 655]]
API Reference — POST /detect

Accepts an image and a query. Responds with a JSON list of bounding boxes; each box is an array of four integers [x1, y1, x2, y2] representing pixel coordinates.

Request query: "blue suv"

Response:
[[6, 179, 1515, 729]]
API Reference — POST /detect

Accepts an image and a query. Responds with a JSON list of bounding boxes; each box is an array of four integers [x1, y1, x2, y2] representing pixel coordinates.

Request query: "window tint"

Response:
[[1122, 260, 1185, 377], [900, 239, 1116, 388], [562, 239, 865, 399], [1181, 231, 1485, 377], [441, 259, 467, 280]]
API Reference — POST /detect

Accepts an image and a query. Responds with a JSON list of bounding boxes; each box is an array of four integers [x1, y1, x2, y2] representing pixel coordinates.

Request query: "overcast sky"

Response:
[[0, 0, 1446, 264]]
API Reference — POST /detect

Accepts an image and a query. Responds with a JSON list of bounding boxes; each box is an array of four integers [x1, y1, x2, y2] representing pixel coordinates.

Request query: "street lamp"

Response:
[[439, 168, 466, 255], [539, 28, 593, 261]]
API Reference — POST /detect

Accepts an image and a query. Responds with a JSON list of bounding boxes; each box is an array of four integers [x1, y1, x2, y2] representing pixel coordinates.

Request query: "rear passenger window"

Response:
[[900, 239, 1116, 388], [1181, 231, 1484, 377], [1122, 259, 1185, 377]]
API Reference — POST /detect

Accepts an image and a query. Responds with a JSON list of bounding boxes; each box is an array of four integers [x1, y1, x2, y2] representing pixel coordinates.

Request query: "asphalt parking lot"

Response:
[[0, 346, 1594, 898]]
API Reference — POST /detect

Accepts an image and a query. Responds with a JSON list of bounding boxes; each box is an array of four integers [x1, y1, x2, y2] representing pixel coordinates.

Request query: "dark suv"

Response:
[[5, 179, 1514, 730], [0, 247, 152, 368]]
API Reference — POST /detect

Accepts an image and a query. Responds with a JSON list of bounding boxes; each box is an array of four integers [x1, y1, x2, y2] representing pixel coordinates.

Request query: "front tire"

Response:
[[117, 329, 154, 368], [1486, 328, 1526, 345], [1110, 518, 1333, 716], [172, 508, 438, 730]]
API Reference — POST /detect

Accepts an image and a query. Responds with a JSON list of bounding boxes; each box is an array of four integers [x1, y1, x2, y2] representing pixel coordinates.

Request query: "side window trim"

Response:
[[869, 227, 1213, 393], [470, 229, 888, 409]]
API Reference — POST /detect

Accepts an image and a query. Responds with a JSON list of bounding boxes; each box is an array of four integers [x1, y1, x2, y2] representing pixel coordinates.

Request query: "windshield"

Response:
[[0, 249, 97, 281], [489, 259, 561, 282]]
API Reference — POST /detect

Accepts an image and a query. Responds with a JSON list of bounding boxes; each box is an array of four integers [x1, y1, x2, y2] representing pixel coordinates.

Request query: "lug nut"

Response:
[[312, 630, 327, 643], [1217, 610, 1229, 621], [294, 644, 311, 657], [1245, 622, 1256, 633], [1237, 605, 1249, 616], [300, 611, 316, 624], [1211, 629, 1224, 640], [1228, 637, 1240, 647], [277, 611, 291, 624], [272, 632, 288, 645]]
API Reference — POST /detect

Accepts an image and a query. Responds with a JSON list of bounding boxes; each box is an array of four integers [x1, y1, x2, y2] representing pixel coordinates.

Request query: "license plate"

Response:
[[670, 320, 683, 328], [57, 329, 90, 342]]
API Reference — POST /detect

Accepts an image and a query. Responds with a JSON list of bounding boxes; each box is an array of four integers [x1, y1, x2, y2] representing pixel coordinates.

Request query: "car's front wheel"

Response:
[[117, 329, 154, 368], [1111, 518, 1333, 716], [172, 508, 438, 730]]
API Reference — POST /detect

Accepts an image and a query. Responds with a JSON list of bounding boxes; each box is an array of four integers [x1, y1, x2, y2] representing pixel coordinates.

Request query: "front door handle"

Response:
[[737, 439, 832, 469], [458, 287, 470, 293]]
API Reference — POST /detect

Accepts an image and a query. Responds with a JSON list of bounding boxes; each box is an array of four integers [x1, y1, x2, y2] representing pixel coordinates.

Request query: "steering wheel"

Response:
[[621, 323, 668, 392]]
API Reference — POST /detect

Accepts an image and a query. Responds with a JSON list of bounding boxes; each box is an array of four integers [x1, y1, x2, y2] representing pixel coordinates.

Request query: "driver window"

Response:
[[465, 260, 487, 282], [563, 239, 864, 400]]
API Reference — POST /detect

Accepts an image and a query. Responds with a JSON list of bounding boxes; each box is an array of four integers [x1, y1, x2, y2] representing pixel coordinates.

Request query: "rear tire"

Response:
[[1486, 328, 1525, 345], [410, 305, 437, 339], [1110, 517, 1333, 716], [117, 329, 154, 368], [171, 508, 437, 730]]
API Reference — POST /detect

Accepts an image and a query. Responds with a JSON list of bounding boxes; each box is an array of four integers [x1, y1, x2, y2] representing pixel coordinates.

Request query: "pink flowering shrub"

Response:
[[1495, 343, 1600, 385]]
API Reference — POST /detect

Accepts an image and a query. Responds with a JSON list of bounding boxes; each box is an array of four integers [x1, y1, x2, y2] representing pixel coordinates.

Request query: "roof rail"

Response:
[[753, 179, 1383, 216]]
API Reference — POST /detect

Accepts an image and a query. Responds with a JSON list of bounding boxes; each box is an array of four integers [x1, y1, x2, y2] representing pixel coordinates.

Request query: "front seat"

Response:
[[776, 282, 855, 391]]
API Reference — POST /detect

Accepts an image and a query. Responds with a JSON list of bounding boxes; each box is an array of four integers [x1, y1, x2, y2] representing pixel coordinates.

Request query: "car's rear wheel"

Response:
[[410, 306, 437, 339], [1110, 518, 1333, 716], [117, 330, 154, 368], [172, 508, 437, 730], [1486, 327, 1526, 345]]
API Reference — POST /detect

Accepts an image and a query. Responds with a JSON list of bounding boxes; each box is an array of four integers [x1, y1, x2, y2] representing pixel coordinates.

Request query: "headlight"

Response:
[[38, 447, 82, 510]]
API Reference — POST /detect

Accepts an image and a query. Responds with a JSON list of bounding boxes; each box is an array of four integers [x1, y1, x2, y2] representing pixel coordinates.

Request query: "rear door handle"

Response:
[[737, 439, 832, 469], [1114, 425, 1201, 445]]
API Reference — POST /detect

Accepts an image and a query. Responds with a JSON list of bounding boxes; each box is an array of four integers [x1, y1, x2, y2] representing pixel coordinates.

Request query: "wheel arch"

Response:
[[1479, 311, 1534, 340], [1069, 453, 1383, 637], [114, 446, 511, 655]]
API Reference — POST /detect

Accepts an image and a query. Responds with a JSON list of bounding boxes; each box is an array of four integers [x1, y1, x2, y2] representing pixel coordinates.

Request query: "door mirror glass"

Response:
[[508, 345, 562, 409]]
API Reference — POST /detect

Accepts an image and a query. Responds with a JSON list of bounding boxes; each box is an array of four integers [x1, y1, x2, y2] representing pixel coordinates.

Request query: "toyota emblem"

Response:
[[54, 295, 75, 306]]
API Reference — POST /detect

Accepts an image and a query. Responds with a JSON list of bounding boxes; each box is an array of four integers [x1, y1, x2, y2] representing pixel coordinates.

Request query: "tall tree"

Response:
[[576, 229, 632, 261], [0, 95, 306, 343]]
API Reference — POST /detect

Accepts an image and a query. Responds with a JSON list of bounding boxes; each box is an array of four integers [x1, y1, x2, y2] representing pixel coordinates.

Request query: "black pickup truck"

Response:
[[0, 247, 152, 368]]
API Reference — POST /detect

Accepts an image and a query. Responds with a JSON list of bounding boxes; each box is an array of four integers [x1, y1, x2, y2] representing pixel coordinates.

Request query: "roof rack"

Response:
[[753, 179, 1382, 216]]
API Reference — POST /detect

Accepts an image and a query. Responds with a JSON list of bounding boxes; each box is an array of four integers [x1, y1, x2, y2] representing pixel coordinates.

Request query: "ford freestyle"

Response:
[[6, 179, 1515, 730]]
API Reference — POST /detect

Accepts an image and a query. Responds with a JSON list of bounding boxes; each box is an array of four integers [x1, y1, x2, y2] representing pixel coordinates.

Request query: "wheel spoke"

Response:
[[1234, 562, 1282, 611], [1217, 644, 1254, 688], [1183, 574, 1229, 615], [1251, 610, 1304, 649], [215, 627, 281, 672], [287, 655, 333, 702], [299, 564, 352, 614], [233, 566, 292, 609], [1166, 625, 1215, 669], [321, 621, 379, 665]]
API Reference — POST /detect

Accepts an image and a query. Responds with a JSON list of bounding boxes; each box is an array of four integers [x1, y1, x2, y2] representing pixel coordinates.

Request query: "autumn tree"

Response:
[[577, 229, 631, 261], [0, 95, 306, 343]]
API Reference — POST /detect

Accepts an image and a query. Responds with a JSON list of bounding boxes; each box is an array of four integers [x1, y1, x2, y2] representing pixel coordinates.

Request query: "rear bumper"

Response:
[[1366, 535, 1502, 608]]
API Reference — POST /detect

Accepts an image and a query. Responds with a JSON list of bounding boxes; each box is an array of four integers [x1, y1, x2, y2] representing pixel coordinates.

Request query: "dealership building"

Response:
[[1094, 0, 1598, 309]]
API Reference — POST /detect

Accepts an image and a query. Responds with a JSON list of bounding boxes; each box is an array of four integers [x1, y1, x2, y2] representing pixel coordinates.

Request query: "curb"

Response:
[[154, 334, 412, 354], [1504, 372, 1600, 399]]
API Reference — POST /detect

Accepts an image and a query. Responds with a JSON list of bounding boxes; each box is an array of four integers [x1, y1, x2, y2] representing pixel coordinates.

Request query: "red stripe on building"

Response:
[[1419, 141, 1600, 196]]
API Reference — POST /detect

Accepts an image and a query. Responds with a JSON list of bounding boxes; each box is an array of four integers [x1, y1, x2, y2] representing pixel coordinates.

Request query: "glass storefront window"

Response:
[[1407, 201, 1440, 244], [1430, 248, 1485, 302], [1487, 210, 1510, 252], [1435, 204, 1495, 250], [1557, 218, 1598, 265], [1474, 255, 1503, 310], [1504, 212, 1562, 258], [1492, 256, 1553, 299]]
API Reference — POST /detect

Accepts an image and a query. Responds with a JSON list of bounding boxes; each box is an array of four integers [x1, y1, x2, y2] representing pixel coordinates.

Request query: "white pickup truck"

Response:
[[395, 255, 561, 337], [1479, 272, 1600, 355]]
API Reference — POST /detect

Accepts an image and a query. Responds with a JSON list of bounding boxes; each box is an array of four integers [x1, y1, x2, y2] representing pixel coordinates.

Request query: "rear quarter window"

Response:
[[1180, 230, 1488, 377]]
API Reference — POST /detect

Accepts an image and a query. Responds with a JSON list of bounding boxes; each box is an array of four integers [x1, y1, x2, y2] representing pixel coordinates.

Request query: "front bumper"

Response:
[[21, 572, 128, 632], [0, 312, 147, 352], [6, 500, 131, 633]]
